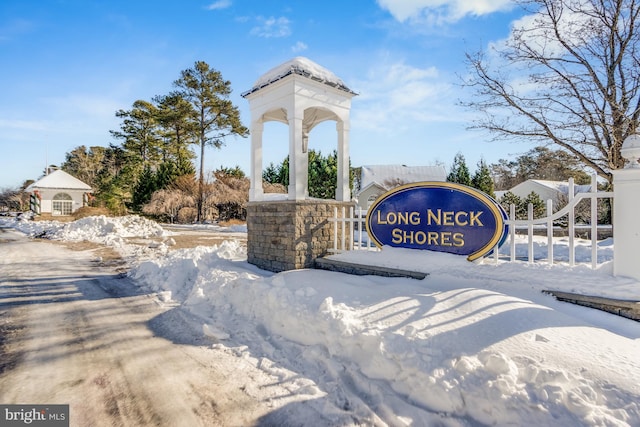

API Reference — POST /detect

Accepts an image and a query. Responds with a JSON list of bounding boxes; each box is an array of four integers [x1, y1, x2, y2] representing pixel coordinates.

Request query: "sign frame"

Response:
[[365, 181, 508, 261]]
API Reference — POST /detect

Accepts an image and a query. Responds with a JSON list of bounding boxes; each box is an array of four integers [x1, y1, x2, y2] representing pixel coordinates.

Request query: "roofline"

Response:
[[242, 67, 358, 98], [25, 186, 92, 192]]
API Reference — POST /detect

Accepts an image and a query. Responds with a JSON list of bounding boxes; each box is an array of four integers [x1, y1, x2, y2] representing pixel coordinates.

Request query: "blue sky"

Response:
[[0, 0, 532, 189]]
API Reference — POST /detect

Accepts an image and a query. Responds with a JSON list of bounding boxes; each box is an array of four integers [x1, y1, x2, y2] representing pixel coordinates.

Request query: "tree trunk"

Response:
[[197, 138, 205, 223]]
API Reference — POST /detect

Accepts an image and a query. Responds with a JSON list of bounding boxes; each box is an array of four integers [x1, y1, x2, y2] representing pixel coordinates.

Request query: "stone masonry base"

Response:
[[246, 199, 354, 272]]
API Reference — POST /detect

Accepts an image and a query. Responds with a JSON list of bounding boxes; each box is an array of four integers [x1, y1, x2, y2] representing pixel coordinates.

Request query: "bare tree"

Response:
[[143, 189, 195, 224], [463, 0, 640, 185]]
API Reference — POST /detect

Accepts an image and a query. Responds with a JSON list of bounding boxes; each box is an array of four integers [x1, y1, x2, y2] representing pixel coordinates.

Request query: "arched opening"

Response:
[[52, 193, 73, 216]]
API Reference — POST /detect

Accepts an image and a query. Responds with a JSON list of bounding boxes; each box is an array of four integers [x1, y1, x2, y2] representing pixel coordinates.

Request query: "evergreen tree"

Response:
[[154, 92, 197, 167], [174, 61, 249, 222], [523, 191, 546, 219], [131, 166, 157, 211], [471, 158, 495, 197], [110, 100, 162, 167], [91, 144, 140, 214], [217, 165, 245, 178], [262, 150, 352, 199], [262, 162, 280, 184], [61, 145, 106, 189], [447, 153, 472, 186], [499, 191, 524, 219]]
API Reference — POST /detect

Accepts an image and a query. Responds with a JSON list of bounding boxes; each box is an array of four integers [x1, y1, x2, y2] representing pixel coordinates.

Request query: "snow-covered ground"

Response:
[[3, 215, 639, 426]]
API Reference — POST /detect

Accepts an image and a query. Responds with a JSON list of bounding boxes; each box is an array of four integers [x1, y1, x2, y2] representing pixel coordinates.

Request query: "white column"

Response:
[[288, 111, 307, 200], [336, 120, 350, 201], [249, 120, 264, 201], [613, 168, 640, 280]]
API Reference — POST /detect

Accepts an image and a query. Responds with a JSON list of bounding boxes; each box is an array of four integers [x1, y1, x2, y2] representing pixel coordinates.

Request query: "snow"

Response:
[[24, 169, 92, 191], [2, 214, 639, 426], [247, 56, 355, 94]]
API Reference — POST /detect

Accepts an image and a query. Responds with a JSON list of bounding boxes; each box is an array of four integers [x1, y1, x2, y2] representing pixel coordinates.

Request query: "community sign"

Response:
[[366, 182, 509, 261]]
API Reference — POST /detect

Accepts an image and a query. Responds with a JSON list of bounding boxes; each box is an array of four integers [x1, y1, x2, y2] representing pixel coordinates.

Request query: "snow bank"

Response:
[[131, 242, 640, 426], [7, 215, 167, 258], [4, 215, 639, 425]]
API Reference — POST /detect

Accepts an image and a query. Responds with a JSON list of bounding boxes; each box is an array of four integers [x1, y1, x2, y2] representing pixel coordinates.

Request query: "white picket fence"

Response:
[[328, 175, 614, 269]]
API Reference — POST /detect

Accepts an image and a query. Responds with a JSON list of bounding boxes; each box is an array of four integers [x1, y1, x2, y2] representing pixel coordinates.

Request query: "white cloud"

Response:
[[250, 16, 291, 38], [351, 59, 460, 134], [291, 41, 307, 53], [205, 0, 232, 11], [377, 0, 513, 23]]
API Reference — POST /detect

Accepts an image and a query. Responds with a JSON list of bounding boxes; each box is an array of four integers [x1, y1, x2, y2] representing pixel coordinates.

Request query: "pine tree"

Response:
[[174, 61, 249, 222], [110, 100, 162, 167], [523, 191, 546, 219], [447, 153, 472, 186], [131, 166, 157, 212], [499, 191, 524, 219], [472, 158, 495, 197]]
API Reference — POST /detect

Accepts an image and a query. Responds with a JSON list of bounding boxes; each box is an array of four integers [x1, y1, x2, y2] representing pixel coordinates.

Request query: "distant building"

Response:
[[355, 165, 447, 210], [24, 170, 92, 216], [495, 179, 592, 203]]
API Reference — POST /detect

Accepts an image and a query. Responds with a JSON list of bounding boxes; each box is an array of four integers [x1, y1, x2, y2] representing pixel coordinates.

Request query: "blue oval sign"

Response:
[[366, 182, 508, 261]]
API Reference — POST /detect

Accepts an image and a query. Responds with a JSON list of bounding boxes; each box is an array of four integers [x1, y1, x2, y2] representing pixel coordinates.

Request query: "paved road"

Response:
[[0, 227, 279, 427]]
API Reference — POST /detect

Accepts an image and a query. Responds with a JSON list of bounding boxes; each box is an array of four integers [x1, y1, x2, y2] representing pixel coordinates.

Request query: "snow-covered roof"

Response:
[[242, 56, 357, 97], [496, 179, 592, 201], [359, 164, 447, 193], [25, 169, 92, 192], [530, 179, 592, 195]]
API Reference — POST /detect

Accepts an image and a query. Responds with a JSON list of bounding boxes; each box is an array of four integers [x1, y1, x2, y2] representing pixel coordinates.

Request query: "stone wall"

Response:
[[246, 199, 354, 272]]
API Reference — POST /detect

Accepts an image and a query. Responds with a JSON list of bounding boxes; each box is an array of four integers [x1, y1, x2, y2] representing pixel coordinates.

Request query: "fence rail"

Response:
[[328, 206, 378, 253], [329, 175, 613, 269], [493, 175, 613, 269]]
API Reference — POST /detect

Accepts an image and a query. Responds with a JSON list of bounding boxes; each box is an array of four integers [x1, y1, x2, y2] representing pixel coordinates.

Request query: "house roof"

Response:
[[359, 164, 447, 194], [25, 170, 92, 192], [529, 180, 592, 195], [241, 56, 357, 97], [495, 179, 592, 200]]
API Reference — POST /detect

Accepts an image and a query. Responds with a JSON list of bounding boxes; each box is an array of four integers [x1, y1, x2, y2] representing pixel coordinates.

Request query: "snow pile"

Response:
[[55, 215, 165, 240], [6, 215, 167, 258], [3, 215, 639, 425], [131, 242, 640, 426]]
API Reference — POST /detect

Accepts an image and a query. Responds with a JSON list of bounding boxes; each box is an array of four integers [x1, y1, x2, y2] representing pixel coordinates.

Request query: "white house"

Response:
[[495, 179, 592, 203], [25, 170, 92, 216], [355, 165, 447, 210]]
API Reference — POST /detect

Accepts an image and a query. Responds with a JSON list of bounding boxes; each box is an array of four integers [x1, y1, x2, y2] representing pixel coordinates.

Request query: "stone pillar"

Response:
[[247, 200, 354, 272], [613, 134, 640, 280]]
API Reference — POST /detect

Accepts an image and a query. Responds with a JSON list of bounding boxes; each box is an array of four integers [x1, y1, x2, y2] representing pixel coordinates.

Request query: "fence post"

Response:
[[613, 135, 640, 280], [349, 206, 354, 251], [590, 174, 598, 269], [333, 206, 338, 252], [568, 178, 575, 267], [527, 203, 534, 264], [509, 204, 516, 262], [546, 199, 553, 265]]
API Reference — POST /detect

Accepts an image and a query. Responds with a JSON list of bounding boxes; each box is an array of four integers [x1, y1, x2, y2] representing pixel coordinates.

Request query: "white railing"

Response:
[[330, 175, 613, 269], [490, 175, 613, 269], [328, 206, 379, 253]]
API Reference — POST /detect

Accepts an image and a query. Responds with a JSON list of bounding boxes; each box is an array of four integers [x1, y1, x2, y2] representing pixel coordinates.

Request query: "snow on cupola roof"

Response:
[[241, 56, 357, 97]]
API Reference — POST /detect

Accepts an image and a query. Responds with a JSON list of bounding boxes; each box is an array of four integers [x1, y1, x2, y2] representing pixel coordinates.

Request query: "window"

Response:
[[52, 193, 73, 216]]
